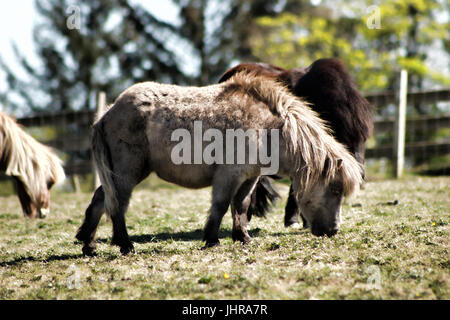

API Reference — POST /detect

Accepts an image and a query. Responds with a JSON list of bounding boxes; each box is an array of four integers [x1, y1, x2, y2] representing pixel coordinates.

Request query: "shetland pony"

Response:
[[0, 111, 65, 218], [218, 58, 373, 228], [76, 73, 363, 255]]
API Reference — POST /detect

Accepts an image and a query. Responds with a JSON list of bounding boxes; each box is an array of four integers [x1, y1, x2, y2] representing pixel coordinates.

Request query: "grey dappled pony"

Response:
[[76, 73, 362, 255]]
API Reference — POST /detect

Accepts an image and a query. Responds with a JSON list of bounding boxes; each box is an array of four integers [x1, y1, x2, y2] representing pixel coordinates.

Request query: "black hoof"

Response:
[[232, 230, 252, 244], [284, 213, 300, 228], [82, 245, 97, 257], [202, 241, 220, 250], [120, 244, 135, 255]]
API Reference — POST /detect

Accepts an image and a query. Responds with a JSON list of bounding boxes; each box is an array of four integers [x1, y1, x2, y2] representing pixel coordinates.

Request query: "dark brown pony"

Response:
[[219, 58, 373, 227], [0, 111, 66, 218]]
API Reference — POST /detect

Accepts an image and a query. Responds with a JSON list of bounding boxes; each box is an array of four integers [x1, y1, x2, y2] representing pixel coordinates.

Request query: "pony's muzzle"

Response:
[[311, 223, 339, 237], [39, 207, 50, 219]]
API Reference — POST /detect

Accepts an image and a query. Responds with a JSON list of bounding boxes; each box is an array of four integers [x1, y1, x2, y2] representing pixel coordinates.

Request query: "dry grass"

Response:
[[0, 175, 448, 299]]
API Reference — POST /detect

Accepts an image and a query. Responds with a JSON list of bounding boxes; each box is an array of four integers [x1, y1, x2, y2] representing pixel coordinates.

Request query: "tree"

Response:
[[1, 0, 326, 113], [174, 0, 310, 85], [1, 0, 306, 112], [360, 0, 450, 113], [0, 0, 189, 114], [250, 0, 450, 98]]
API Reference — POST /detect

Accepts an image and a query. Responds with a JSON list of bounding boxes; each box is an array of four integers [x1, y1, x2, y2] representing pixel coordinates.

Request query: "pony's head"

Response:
[[0, 111, 65, 219], [13, 167, 62, 219], [292, 156, 362, 237]]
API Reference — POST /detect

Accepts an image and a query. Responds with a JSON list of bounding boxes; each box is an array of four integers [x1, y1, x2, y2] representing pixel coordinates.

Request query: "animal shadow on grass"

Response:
[[95, 228, 238, 244], [0, 253, 84, 267], [133, 227, 272, 244], [95, 227, 305, 245]]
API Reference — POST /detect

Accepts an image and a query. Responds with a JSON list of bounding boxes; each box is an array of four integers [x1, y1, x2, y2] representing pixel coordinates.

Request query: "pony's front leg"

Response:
[[231, 178, 259, 244], [76, 186, 106, 256]]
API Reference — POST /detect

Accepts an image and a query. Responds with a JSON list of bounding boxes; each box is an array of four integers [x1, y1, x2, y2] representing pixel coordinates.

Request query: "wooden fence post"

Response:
[[92, 91, 106, 191], [72, 175, 81, 193], [393, 70, 408, 178]]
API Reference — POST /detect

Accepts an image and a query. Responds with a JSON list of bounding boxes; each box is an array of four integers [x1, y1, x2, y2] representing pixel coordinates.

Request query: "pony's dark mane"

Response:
[[218, 62, 286, 83], [292, 58, 373, 152]]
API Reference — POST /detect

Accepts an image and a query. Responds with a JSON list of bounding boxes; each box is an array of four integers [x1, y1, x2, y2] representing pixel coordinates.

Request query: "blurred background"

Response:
[[0, 0, 449, 192]]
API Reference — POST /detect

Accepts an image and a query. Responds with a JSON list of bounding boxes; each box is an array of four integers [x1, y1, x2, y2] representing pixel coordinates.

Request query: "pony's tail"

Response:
[[247, 176, 281, 221], [91, 121, 118, 214]]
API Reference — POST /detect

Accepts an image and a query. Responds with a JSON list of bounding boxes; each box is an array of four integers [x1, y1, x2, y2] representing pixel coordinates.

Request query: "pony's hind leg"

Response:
[[76, 186, 106, 256], [203, 172, 244, 248], [231, 178, 258, 244], [203, 194, 232, 249], [284, 184, 305, 228], [102, 165, 149, 255], [107, 181, 135, 255]]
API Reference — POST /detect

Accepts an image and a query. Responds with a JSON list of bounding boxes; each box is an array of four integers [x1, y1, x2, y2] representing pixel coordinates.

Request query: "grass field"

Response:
[[0, 175, 448, 299]]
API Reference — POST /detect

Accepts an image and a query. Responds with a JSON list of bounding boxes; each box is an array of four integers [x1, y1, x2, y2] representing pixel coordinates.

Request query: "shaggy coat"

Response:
[[76, 73, 362, 255]]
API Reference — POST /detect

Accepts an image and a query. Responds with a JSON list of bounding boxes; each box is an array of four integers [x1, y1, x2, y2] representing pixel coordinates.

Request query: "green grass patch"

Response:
[[0, 176, 448, 299]]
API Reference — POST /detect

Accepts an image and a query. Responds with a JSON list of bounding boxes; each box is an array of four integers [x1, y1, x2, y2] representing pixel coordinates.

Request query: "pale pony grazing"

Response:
[[76, 72, 363, 255], [0, 111, 65, 218]]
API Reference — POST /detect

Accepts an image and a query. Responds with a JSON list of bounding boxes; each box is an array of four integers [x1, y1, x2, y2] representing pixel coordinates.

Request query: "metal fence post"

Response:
[[393, 70, 408, 178]]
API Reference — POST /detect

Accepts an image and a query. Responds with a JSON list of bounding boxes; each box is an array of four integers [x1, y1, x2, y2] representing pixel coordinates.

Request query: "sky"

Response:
[[0, 2, 38, 79]]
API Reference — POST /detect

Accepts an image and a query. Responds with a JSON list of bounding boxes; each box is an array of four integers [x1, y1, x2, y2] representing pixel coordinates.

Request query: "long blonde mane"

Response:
[[0, 111, 66, 201], [225, 72, 363, 196]]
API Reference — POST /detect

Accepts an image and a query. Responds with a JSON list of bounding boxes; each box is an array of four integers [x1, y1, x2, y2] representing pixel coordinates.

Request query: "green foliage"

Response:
[[3, 0, 445, 114], [251, 0, 450, 92]]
